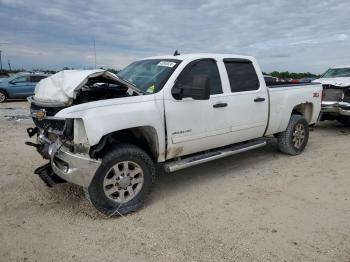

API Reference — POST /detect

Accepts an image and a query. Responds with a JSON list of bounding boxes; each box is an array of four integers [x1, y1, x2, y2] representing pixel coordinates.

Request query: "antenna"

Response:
[[173, 50, 180, 56], [93, 39, 97, 69]]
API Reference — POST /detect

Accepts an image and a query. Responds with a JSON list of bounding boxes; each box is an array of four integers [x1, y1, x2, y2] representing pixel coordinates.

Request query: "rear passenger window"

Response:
[[224, 60, 259, 92], [176, 59, 222, 95]]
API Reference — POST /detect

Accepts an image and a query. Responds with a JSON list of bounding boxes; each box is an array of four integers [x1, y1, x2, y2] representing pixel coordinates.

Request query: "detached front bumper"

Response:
[[49, 142, 101, 188], [321, 101, 350, 116], [30, 134, 101, 188]]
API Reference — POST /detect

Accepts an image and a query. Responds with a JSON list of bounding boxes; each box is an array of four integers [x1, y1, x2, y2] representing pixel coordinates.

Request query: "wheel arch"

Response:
[[90, 126, 159, 162], [270, 102, 314, 137], [292, 102, 313, 123], [0, 88, 8, 98]]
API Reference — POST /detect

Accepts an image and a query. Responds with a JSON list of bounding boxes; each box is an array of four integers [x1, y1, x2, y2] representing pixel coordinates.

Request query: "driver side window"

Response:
[[176, 59, 223, 96]]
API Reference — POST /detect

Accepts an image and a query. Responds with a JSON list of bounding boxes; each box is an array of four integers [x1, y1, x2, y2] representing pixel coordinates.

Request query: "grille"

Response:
[[30, 102, 69, 134], [32, 117, 66, 133], [30, 103, 66, 117], [322, 87, 343, 101]]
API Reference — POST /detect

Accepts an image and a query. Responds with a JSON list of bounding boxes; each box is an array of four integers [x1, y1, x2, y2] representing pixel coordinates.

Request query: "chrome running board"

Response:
[[164, 139, 267, 172]]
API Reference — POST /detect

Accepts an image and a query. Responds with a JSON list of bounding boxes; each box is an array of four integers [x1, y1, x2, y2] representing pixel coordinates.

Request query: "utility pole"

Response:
[[0, 42, 11, 71], [93, 39, 96, 69], [0, 50, 2, 70], [8, 59, 11, 70]]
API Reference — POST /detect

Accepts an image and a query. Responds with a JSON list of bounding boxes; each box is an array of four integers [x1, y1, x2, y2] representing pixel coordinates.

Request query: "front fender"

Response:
[[55, 96, 166, 161]]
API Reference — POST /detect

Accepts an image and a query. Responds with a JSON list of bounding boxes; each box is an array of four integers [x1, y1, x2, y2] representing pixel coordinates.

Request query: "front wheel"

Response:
[[0, 91, 7, 103], [277, 114, 309, 155], [87, 144, 156, 216]]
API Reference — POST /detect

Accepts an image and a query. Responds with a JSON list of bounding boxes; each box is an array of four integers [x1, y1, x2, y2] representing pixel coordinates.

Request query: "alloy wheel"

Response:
[[103, 161, 144, 203]]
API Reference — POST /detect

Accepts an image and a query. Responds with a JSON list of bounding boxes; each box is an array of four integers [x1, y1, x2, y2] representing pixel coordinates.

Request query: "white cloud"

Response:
[[0, 0, 349, 73], [337, 33, 348, 41]]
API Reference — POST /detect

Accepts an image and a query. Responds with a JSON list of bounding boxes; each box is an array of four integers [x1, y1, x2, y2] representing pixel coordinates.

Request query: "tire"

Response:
[[87, 144, 156, 216], [277, 114, 309, 155], [338, 116, 350, 126], [0, 90, 7, 103]]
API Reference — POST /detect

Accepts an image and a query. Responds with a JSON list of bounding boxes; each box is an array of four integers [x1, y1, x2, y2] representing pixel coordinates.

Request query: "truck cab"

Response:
[[157, 54, 269, 159]]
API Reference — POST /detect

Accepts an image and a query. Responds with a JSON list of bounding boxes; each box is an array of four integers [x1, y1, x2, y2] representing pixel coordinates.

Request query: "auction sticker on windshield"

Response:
[[157, 61, 176, 67]]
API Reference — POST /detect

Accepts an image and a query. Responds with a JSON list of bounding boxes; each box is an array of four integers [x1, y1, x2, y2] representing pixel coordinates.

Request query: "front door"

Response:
[[164, 59, 231, 159]]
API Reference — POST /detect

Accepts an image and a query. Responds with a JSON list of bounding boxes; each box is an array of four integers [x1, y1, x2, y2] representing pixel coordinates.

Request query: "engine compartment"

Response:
[[73, 78, 133, 105], [30, 74, 138, 114]]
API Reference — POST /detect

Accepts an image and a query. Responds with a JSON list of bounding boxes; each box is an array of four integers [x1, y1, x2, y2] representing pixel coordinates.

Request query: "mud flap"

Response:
[[34, 163, 66, 187]]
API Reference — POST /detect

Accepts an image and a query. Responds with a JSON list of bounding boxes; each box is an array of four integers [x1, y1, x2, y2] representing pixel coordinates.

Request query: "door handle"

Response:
[[213, 102, 228, 108], [254, 97, 265, 102]]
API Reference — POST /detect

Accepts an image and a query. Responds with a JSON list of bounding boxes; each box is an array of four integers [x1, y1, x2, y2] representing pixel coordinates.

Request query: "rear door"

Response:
[[164, 59, 232, 159], [223, 58, 268, 143]]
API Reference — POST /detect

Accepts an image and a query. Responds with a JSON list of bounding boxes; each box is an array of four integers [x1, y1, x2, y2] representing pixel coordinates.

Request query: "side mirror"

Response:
[[172, 74, 210, 100]]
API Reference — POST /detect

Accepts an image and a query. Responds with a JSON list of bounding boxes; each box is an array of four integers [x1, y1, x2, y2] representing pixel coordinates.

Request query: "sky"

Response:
[[0, 0, 349, 73]]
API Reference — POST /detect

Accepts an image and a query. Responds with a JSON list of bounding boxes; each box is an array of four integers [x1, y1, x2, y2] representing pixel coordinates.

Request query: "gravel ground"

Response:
[[0, 101, 349, 262]]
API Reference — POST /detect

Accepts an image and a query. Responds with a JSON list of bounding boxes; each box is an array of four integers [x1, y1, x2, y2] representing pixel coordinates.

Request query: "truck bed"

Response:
[[267, 82, 320, 88], [265, 83, 322, 135]]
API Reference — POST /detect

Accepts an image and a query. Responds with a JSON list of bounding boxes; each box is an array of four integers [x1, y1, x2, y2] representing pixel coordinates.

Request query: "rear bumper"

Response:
[[321, 101, 350, 116], [49, 141, 101, 188]]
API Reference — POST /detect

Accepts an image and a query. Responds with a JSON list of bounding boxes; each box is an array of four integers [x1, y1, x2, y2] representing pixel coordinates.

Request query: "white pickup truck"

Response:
[[27, 53, 322, 216], [313, 66, 350, 125]]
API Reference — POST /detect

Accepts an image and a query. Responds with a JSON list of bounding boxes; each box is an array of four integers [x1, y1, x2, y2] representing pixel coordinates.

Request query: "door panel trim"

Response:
[[231, 122, 266, 132], [172, 127, 231, 144]]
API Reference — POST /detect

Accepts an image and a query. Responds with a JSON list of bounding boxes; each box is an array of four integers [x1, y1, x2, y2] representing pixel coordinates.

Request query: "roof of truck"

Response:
[[144, 53, 255, 61]]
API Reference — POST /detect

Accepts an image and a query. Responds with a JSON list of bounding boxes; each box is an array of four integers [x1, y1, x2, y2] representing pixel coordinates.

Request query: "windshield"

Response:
[[117, 59, 180, 93], [321, 68, 350, 78]]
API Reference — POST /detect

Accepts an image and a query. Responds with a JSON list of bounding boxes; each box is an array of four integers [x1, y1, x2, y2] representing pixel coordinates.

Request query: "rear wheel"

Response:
[[277, 114, 309, 155], [87, 144, 156, 216], [0, 91, 7, 103]]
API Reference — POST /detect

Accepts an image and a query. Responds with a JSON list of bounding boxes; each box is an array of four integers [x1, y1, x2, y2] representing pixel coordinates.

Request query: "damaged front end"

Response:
[[26, 69, 143, 188], [320, 84, 350, 120], [26, 104, 101, 188]]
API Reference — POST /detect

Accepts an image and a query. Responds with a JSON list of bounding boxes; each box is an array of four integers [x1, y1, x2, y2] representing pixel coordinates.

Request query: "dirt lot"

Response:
[[0, 101, 349, 262]]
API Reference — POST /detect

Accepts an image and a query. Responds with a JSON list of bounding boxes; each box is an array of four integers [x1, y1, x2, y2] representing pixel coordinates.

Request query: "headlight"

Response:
[[73, 119, 90, 153]]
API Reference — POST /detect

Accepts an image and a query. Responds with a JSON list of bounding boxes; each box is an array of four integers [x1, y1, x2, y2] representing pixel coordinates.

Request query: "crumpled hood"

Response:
[[34, 69, 142, 105], [313, 77, 350, 87]]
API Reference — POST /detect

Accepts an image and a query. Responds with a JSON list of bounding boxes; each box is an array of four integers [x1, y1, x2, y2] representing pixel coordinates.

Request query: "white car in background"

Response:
[[313, 66, 350, 125]]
